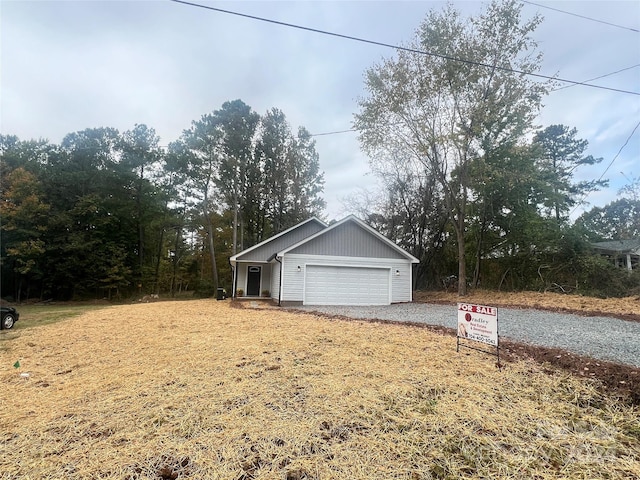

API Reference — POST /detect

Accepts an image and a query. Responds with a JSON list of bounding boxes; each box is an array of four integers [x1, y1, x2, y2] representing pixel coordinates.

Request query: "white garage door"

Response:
[[304, 265, 390, 306]]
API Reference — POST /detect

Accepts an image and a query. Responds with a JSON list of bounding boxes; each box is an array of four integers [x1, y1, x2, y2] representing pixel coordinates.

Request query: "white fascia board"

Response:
[[229, 216, 327, 265], [288, 254, 410, 265]]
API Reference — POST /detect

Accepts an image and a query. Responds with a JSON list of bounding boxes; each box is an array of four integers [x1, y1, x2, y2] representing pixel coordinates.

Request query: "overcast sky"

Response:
[[2, 0, 639, 221]]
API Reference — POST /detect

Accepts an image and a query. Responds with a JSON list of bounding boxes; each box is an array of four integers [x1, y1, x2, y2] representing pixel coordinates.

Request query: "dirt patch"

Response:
[[499, 341, 640, 404]]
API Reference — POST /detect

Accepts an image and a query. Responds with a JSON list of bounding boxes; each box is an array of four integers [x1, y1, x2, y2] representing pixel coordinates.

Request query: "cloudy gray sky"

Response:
[[2, 0, 639, 221]]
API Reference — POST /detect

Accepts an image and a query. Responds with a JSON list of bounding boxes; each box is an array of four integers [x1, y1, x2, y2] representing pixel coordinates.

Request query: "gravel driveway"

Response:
[[294, 303, 640, 368]]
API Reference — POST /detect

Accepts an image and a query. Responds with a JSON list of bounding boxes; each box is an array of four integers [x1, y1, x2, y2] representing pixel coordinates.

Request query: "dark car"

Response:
[[1, 306, 19, 330]]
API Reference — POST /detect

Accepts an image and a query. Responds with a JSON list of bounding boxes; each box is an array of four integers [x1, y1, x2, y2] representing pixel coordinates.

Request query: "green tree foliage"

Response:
[[119, 124, 163, 282], [573, 176, 640, 242], [0, 127, 186, 300], [465, 144, 553, 288], [42, 128, 139, 299], [532, 124, 607, 224], [289, 127, 326, 224], [168, 101, 326, 294], [170, 115, 225, 293], [0, 135, 52, 174], [355, 0, 549, 295], [212, 100, 261, 253], [0, 167, 50, 301], [256, 110, 326, 239], [0, 100, 325, 301], [351, 1, 622, 296], [256, 108, 293, 235], [575, 198, 640, 241]]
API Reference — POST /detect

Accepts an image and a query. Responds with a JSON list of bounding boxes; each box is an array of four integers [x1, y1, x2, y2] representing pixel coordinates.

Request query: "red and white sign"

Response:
[[457, 303, 498, 346]]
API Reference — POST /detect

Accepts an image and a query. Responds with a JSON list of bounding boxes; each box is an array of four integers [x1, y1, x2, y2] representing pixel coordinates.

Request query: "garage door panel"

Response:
[[304, 265, 389, 305]]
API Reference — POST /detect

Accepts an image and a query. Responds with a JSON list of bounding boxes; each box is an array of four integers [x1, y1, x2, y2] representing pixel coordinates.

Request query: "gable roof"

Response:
[[277, 214, 419, 263], [230, 217, 327, 264]]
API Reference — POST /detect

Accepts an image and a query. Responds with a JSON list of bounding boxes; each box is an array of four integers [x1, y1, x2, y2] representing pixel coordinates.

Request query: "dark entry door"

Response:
[[247, 266, 261, 296]]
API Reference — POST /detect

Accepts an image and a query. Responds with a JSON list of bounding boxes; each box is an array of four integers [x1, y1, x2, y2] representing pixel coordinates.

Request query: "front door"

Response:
[[247, 266, 261, 296]]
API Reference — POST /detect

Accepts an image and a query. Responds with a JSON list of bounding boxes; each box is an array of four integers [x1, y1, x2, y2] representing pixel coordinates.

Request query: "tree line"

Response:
[[1, 100, 325, 301], [3, 0, 638, 302], [351, 0, 639, 297]]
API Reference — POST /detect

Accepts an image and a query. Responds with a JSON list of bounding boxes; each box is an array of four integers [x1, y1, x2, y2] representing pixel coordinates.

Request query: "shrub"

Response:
[[192, 279, 215, 298], [575, 255, 639, 298]]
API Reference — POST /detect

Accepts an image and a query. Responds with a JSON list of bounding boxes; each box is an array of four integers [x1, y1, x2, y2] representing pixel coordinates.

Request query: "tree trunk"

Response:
[[203, 189, 219, 292], [232, 185, 238, 255], [137, 166, 145, 286], [17, 277, 23, 303], [205, 216, 219, 292], [170, 228, 181, 297], [473, 217, 487, 288], [154, 228, 165, 295], [473, 243, 481, 289], [455, 214, 468, 296], [452, 185, 468, 296]]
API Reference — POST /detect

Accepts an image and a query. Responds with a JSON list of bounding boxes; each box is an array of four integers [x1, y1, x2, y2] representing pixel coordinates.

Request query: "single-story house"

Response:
[[229, 215, 419, 306], [591, 239, 640, 271]]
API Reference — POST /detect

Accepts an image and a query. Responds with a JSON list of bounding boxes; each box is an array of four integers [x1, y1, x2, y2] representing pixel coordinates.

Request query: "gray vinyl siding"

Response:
[[261, 264, 272, 295], [287, 221, 405, 259], [391, 263, 413, 302], [281, 254, 413, 304], [237, 221, 325, 262], [236, 266, 247, 294]]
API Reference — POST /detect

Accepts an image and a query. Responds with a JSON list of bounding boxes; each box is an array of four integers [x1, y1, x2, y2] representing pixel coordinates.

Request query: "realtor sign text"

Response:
[[457, 303, 498, 346]]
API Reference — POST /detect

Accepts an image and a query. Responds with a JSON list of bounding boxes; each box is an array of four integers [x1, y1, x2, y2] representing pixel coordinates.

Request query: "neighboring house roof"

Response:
[[277, 215, 420, 263], [229, 217, 327, 264], [591, 239, 640, 254]]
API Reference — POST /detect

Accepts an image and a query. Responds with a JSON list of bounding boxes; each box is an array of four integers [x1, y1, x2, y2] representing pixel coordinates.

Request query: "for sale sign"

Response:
[[457, 303, 498, 346]]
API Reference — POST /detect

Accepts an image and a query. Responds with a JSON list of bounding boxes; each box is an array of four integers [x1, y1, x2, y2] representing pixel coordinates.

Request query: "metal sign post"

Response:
[[456, 303, 500, 367]]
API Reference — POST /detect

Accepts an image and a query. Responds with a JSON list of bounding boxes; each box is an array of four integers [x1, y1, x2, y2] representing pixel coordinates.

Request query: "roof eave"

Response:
[[229, 216, 328, 262]]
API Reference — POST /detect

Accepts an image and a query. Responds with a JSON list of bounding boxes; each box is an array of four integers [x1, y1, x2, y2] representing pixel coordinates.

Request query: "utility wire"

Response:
[[593, 120, 640, 184], [169, 0, 639, 96], [522, 0, 639, 33], [169, 0, 638, 219], [311, 128, 357, 137], [552, 64, 640, 92], [570, 119, 640, 216]]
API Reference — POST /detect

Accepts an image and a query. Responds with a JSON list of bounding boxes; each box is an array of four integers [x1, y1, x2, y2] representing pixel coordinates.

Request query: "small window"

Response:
[[249, 266, 261, 273]]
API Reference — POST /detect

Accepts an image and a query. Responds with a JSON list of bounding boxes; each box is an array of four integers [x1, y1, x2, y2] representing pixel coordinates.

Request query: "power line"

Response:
[[594, 120, 640, 184], [169, 0, 639, 96], [522, 0, 639, 33], [552, 64, 640, 92], [311, 128, 356, 137], [570, 119, 640, 216]]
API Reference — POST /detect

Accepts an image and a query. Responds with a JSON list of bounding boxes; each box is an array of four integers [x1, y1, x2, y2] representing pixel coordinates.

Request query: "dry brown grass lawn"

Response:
[[1, 300, 639, 479], [415, 290, 640, 321]]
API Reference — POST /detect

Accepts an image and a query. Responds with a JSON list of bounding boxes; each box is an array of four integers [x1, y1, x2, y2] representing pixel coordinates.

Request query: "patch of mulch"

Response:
[[415, 298, 640, 323], [499, 340, 640, 404], [290, 308, 640, 406]]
